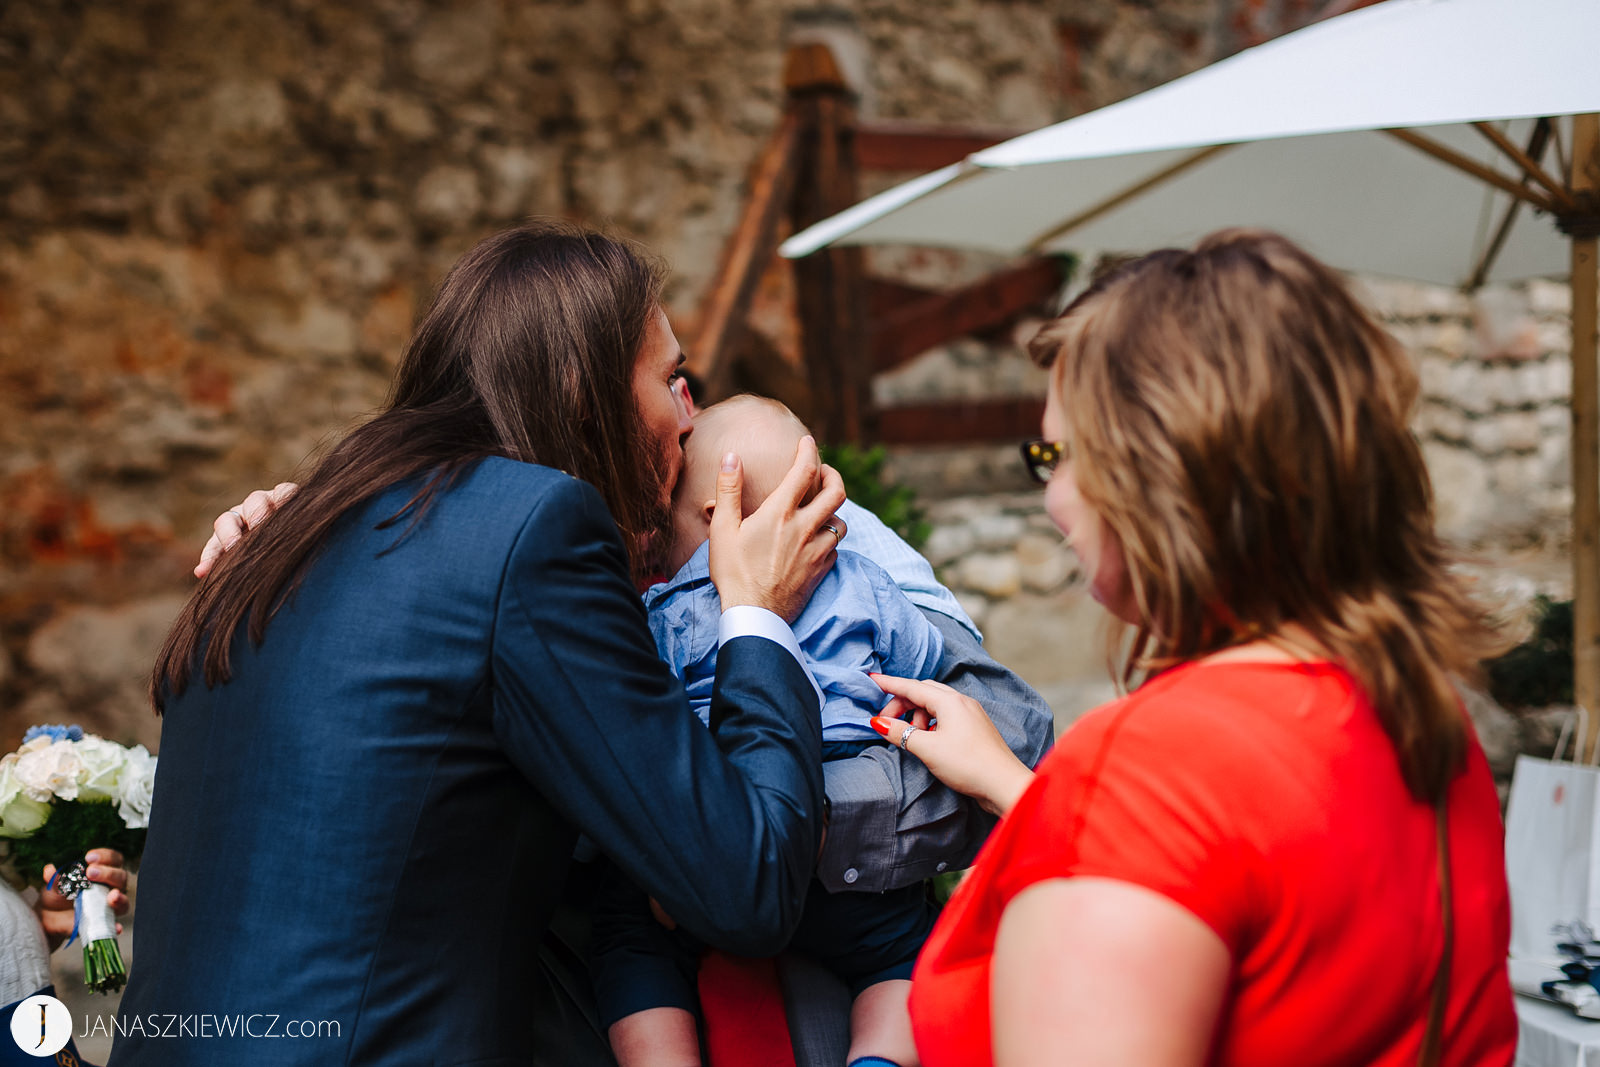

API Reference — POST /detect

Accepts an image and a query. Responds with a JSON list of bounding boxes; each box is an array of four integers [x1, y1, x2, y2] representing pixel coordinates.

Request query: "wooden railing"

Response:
[[687, 42, 1064, 446]]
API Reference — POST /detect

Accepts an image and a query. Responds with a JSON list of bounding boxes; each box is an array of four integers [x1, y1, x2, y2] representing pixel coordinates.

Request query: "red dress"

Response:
[[909, 660, 1516, 1067]]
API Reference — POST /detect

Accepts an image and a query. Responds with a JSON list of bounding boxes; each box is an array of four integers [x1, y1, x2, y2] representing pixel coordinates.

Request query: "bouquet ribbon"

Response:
[[46, 860, 125, 995]]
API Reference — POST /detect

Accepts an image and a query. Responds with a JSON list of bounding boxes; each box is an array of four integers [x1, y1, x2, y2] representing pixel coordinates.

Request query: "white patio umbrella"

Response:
[[782, 0, 1600, 722]]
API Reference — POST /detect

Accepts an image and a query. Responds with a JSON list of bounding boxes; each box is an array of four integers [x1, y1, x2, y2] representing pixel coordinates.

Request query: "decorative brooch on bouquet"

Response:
[[0, 724, 156, 993]]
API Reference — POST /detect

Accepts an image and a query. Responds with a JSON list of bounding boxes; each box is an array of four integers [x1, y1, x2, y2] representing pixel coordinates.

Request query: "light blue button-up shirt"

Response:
[[833, 499, 980, 642], [645, 539, 945, 741]]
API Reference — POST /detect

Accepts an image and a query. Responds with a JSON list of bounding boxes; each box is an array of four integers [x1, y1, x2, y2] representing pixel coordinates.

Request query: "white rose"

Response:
[[117, 745, 157, 830], [13, 739, 85, 802], [74, 736, 127, 802], [0, 762, 50, 839]]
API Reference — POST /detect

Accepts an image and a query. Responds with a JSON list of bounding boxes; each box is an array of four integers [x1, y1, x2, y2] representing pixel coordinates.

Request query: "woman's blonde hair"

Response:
[[1029, 228, 1507, 802]]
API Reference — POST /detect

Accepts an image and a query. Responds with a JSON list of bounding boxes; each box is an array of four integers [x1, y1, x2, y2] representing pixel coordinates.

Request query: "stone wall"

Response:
[[0, 0, 1250, 750], [882, 275, 1575, 540], [1377, 277, 1574, 548], [0, 0, 1578, 758]]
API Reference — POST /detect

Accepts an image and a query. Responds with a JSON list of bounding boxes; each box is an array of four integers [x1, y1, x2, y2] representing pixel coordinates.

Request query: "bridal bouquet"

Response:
[[0, 725, 156, 993]]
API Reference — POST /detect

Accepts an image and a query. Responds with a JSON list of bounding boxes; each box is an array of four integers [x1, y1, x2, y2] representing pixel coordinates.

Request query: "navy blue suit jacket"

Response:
[[111, 459, 823, 1066]]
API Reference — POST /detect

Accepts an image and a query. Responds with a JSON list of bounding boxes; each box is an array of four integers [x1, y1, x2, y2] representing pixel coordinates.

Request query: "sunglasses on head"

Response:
[[1019, 438, 1067, 485]]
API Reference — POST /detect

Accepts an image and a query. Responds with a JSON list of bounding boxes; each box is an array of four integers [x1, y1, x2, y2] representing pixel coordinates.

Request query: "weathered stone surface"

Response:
[[1540, 404, 1571, 438], [1016, 531, 1073, 593], [479, 144, 564, 218], [22, 597, 184, 750], [382, 94, 439, 142], [921, 523, 975, 568], [981, 586, 1113, 702], [1536, 320, 1571, 355], [886, 445, 1038, 499], [206, 78, 291, 146], [1500, 410, 1544, 454], [1422, 441, 1493, 543], [969, 512, 1027, 551], [360, 285, 417, 365], [1446, 362, 1487, 415], [245, 300, 360, 361], [1458, 683, 1522, 780], [1527, 279, 1572, 316], [1417, 354, 1451, 402], [285, 181, 355, 238], [26, 597, 185, 698], [1466, 416, 1505, 457], [414, 165, 484, 231], [408, 1, 502, 94], [1417, 405, 1463, 444], [1535, 357, 1569, 406], [319, 236, 403, 292], [956, 552, 1022, 599]]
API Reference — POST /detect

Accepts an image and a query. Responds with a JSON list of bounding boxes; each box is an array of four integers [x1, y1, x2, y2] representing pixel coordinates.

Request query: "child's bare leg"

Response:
[[609, 1007, 702, 1067], [847, 978, 919, 1067]]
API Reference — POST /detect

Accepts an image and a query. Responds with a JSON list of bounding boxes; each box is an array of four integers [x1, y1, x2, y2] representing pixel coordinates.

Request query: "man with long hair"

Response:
[[116, 223, 847, 1065]]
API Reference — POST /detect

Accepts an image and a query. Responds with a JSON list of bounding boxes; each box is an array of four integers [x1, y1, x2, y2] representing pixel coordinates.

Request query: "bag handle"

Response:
[[1417, 795, 1453, 1067], [1551, 705, 1596, 766]]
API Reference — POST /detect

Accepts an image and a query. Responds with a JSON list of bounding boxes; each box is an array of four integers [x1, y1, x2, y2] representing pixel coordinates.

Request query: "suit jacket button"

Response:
[[843, 868, 859, 884]]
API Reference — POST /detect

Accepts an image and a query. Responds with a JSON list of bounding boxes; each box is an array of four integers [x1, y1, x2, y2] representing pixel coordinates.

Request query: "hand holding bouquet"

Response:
[[0, 725, 155, 993]]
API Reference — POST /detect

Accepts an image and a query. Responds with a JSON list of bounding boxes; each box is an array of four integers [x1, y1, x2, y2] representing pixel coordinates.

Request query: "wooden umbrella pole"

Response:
[[1572, 113, 1599, 754]]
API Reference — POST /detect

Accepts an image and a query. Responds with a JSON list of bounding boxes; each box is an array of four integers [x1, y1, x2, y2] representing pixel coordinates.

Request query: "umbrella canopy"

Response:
[[781, 0, 1597, 288], [781, 0, 1600, 727]]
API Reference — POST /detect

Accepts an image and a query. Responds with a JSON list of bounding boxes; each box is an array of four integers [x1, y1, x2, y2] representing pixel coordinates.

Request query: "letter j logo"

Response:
[[8, 994, 71, 1057]]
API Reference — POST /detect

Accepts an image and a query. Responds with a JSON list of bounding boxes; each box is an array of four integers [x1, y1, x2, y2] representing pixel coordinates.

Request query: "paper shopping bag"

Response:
[[1505, 739, 1600, 960]]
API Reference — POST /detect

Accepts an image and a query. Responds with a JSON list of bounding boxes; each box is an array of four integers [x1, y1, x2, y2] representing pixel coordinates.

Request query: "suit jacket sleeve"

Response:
[[490, 476, 824, 956], [815, 606, 1055, 893]]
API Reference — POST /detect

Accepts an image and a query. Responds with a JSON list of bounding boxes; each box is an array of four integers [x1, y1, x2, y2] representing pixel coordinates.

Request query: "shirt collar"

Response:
[[642, 539, 713, 606]]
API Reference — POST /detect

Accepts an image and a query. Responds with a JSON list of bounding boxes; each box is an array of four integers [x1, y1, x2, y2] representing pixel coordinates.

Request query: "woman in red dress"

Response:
[[871, 229, 1518, 1067]]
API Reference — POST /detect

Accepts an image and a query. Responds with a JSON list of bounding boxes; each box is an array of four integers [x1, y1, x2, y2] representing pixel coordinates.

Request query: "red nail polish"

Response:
[[869, 717, 890, 736]]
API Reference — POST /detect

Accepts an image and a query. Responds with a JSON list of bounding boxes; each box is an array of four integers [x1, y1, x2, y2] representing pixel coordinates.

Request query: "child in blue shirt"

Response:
[[596, 395, 945, 1067]]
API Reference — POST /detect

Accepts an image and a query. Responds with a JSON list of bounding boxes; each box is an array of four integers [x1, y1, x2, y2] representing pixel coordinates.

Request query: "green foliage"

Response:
[[1486, 595, 1574, 708], [2, 800, 146, 889], [819, 443, 930, 551], [930, 868, 965, 905]]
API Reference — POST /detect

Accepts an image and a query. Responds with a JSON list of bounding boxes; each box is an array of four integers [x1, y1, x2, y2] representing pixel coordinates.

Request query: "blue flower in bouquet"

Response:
[[22, 724, 83, 744]]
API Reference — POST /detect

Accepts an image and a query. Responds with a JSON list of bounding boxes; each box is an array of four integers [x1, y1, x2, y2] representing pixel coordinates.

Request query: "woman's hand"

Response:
[[195, 482, 299, 578], [38, 849, 130, 953], [707, 436, 847, 623], [870, 675, 1036, 818]]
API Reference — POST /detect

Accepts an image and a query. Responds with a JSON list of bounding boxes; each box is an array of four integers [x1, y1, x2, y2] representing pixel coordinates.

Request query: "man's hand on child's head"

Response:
[[707, 437, 846, 623]]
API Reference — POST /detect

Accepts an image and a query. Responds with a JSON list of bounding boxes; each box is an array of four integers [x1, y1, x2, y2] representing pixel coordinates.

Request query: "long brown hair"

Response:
[[153, 221, 668, 710], [1029, 229, 1508, 802]]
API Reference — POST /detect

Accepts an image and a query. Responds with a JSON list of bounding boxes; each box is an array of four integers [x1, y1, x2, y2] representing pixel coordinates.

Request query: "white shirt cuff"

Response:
[[719, 605, 824, 711]]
